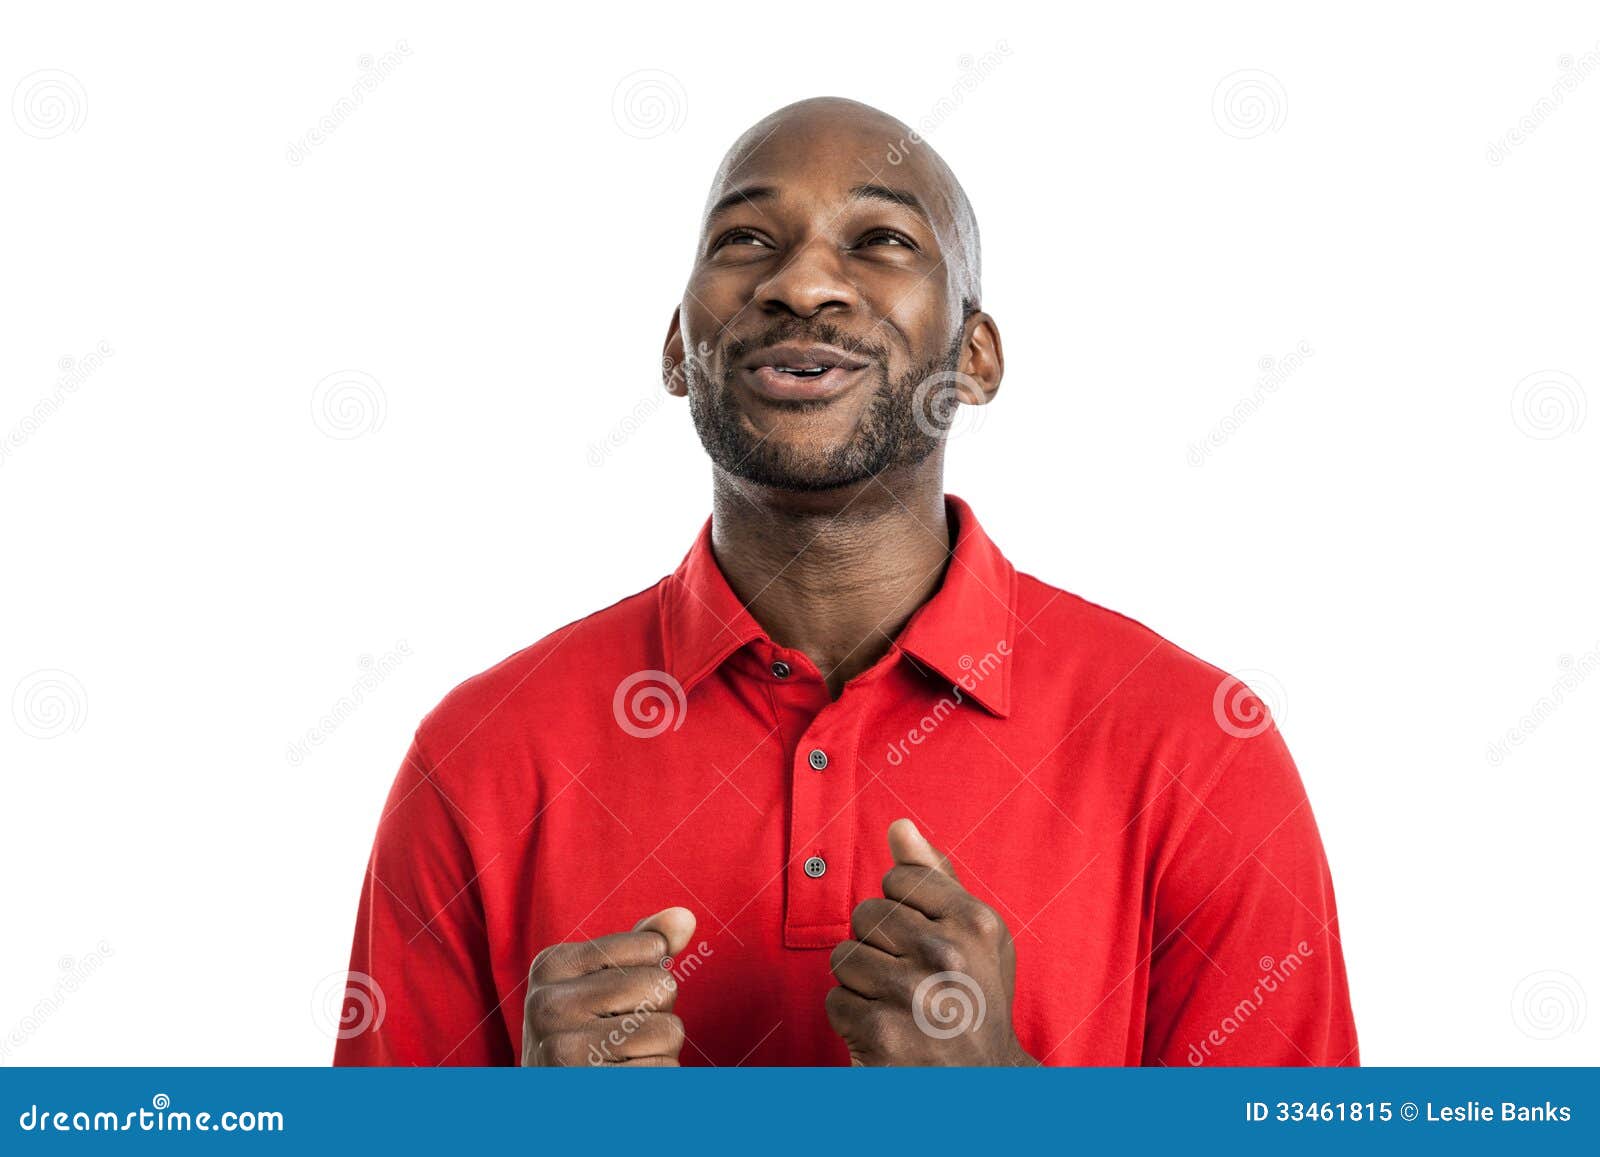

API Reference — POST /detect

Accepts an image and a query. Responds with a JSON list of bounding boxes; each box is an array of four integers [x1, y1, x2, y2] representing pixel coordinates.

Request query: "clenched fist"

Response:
[[522, 907, 696, 1066], [826, 820, 1034, 1066]]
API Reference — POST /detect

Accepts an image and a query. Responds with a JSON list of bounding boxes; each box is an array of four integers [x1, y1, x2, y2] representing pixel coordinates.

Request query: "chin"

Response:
[[719, 441, 877, 493]]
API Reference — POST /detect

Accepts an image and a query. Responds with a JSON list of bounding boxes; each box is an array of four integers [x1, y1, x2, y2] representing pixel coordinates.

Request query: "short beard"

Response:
[[686, 326, 964, 493]]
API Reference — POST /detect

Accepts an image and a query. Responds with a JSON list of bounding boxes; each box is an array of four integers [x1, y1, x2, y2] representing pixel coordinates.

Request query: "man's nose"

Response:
[[752, 236, 861, 317]]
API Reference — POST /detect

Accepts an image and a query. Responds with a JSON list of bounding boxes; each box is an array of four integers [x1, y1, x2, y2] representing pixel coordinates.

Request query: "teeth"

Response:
[[776, 366, 828, 376]]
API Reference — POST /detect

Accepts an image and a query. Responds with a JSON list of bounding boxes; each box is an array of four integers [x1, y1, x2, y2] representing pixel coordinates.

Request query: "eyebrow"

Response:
[[704, 184, 778, 225], [847, 183, 933, 227], [703, 182, 934, 229]]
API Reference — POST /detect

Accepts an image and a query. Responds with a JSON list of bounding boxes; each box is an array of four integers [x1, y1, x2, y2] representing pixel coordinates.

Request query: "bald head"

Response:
[[702, 97, 982, 312], [667, 95, 1003, 495]]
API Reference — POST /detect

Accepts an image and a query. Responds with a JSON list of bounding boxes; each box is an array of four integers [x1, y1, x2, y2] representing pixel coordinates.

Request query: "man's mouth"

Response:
[[739, 343, 871, 401]]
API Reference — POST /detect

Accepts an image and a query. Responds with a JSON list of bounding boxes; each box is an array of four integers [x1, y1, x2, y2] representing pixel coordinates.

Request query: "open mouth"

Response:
[[739, 342, 872, 401]]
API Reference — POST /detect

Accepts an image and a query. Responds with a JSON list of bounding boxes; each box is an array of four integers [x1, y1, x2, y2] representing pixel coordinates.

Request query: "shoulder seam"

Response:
[[1162, 726, 1266, 868], [1015, 569, 1240, 686]]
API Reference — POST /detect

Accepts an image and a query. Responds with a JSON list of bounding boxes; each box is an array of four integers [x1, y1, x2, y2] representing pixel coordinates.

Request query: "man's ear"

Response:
[[956, 311, 1004, 406], [661, 307, 688, 397]]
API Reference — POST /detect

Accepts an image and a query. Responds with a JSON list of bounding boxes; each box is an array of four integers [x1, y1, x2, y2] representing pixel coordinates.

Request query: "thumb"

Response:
[[632, 906, 697, 958], [887, 818, 955, 878]]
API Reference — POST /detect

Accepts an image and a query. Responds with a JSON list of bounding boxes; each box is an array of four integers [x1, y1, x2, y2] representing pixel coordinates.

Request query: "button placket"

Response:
[[784, 704, 862, 947]]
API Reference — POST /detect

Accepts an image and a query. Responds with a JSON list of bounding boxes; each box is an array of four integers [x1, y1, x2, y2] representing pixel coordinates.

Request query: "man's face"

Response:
[[674, 112, 970, 492]]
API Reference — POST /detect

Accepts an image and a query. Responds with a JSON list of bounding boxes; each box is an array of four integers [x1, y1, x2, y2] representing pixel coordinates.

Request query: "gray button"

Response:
[[803, 856, 827, 878], [807, 748, 828, 771], [771, 660, 791, 679]]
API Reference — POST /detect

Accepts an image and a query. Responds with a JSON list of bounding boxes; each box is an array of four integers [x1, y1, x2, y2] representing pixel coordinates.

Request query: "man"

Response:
[[334, 97, 1358, 1067]]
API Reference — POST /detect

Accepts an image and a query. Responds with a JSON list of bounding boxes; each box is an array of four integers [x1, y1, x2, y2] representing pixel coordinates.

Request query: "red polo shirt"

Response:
[[335, 495, 1357, 1066]]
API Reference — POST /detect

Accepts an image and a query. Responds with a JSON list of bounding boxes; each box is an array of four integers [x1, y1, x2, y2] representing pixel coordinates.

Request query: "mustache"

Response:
[[721, 320, 889, 369]]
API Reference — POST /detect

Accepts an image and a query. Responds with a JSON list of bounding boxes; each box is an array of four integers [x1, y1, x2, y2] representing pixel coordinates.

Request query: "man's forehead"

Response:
[[695, 96, 982, 306], [704, 103, 952, 225]]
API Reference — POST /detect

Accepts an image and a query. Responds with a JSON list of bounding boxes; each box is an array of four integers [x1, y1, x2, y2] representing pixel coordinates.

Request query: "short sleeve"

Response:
[[1142, 720, 1359, 1066], [332, 732, 514, 1066]]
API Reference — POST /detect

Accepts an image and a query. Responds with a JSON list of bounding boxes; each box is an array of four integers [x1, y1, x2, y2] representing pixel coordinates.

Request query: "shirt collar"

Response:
[[659, 493, 1016, 717]]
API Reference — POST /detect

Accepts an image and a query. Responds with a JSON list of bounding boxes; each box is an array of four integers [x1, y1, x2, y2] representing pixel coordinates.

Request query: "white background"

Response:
[[2, 1, 1596, 1066]]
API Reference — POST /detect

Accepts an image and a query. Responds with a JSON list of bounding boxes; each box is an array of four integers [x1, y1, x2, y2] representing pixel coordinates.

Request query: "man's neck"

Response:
[[708, 463, 952, 698]]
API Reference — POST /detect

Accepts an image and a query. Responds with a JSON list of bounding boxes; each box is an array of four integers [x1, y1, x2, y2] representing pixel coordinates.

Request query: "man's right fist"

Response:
[[521, 907, 696, 1066]]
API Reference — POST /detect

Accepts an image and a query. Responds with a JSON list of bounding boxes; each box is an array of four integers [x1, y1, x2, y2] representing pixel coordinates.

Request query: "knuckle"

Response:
[[523, 981, 564, 1026], [828, 940, 856, 974], [851, 899, 891, 940], [639, 929, 672, 963], [922, 935, 967, 975], [641, 965, 679, 1010], [848, 902, 873, 939], [966, 902, 1004, 941], [859, 999, 897, 1042], [891, 866, 936, 899], [661, 1013, 686, 1053], [882, 866, 918, 898], [537, 1030, 587, 1067], [528, 943, 569, 986], [823, 985, 853, 1026]]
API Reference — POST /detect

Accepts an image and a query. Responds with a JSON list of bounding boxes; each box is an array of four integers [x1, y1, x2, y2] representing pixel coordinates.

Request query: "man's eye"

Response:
[[714, 229, 769, 250], [858, 231, 915, 249]]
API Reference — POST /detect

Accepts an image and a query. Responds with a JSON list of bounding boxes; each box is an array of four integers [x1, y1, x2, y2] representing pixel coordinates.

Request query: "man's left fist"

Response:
[[825, 819, 1035, 1066]]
